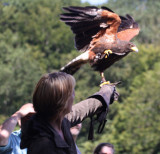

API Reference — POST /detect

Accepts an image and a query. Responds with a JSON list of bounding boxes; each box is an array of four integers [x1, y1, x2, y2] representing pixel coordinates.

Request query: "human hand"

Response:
[[16, 103, 35, 127], [17, 103, 35, 118], [91, 82, 119, 107], [99, 83, 119, 104]]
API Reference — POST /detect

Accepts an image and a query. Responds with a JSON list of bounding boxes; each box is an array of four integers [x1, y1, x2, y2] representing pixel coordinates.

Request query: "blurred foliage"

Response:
[[0, 0, 160, 153]]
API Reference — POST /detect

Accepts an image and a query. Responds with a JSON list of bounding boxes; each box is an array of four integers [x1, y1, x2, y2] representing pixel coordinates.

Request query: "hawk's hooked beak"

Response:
[[131, 46, 138, 52]]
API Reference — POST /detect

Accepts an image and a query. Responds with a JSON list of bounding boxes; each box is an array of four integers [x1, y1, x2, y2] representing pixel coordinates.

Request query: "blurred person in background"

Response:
[[93, 142, 114, 154], [70, 123, 82, 154], [70, 123, 82, 142], [0, 103, 35, 154]]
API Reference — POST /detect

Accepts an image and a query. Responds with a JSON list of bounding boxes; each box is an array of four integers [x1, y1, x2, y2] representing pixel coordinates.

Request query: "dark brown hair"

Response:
[[94, 143, 114, 154], [32, 72, 75, 119]]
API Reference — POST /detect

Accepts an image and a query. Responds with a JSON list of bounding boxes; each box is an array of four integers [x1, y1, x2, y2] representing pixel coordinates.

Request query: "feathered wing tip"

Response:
[[60, 6, 100, 34], [117, 14, 140, 41], [118, 14, 140, 32], [62, 6, 114, 13], [62, 6, 99, 15], [126, 14, 139, 29], [101, 6, 114, 13]]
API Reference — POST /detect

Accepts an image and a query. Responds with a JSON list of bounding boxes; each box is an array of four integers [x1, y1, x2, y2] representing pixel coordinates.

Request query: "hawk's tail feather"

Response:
[[60, 51, 90, 75]]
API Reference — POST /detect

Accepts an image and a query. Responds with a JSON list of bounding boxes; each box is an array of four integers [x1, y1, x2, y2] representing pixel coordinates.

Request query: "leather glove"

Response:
[[89, 83, 119, 109], [88, 82, 119, 140]]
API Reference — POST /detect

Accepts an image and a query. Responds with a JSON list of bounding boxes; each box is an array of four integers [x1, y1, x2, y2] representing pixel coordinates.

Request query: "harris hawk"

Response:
[[60, 6, 140, 83]]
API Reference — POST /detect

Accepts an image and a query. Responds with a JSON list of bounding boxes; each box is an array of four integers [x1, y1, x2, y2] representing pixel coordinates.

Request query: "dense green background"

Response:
[[0, 0, 160, 153]]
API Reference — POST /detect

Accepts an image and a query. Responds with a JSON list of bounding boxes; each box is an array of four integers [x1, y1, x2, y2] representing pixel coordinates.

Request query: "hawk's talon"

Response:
[[104, 50, 112, 58], [100, 81, 111, 87]]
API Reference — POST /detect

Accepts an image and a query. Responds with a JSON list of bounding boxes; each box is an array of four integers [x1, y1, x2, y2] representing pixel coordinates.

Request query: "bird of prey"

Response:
[[60, 6, 140, 82]]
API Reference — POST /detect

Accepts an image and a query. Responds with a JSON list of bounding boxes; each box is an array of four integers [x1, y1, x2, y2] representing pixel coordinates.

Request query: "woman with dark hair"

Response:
[[20, 72, 118, 154], [94, 143, 114, 154]]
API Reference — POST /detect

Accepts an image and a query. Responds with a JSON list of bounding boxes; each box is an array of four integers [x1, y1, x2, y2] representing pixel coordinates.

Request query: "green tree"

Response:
[[0, 0, 82, 115], [108, 61, 160, 154], [0, 42, 44, 115]]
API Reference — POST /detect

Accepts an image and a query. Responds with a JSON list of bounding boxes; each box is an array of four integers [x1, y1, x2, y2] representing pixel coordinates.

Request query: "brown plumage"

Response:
[[60, 6, 140, 82]]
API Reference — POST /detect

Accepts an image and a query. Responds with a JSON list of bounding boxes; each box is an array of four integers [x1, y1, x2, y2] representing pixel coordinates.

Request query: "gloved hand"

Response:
[[87, 82, 119, 139], [90, 82, 119, 108]]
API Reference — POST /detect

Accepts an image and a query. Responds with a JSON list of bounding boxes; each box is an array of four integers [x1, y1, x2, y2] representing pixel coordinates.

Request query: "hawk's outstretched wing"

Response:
[[60, 6, 121, 52]]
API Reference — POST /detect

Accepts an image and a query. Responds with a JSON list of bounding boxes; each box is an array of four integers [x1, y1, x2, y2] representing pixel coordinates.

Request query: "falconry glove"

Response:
[[88, 83, 119, 140], [93, 83, 119, 106]]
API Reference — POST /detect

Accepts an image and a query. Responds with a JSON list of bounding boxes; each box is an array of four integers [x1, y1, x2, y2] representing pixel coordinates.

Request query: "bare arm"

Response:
[[0, 103, 35, 146]]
